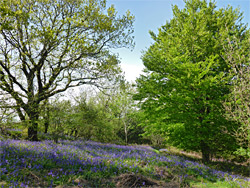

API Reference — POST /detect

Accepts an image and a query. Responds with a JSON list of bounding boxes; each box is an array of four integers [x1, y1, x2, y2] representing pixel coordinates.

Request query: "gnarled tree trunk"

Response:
[[27, 104, 40, 141]]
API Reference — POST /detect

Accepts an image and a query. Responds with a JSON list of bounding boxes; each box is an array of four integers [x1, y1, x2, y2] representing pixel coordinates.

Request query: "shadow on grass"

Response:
[[164, 148, 250, 178], [208, 161, 250, 177]]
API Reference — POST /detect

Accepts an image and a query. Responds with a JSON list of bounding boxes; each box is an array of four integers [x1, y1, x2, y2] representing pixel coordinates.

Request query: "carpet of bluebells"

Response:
[[0, 138, 250, 187]]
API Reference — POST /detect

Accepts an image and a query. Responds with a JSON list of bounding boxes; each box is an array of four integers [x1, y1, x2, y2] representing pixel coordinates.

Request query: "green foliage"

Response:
[[234, 147, 250, 159], [106, 81, 142, 144], [73, 96, 117, 142], [39, 96, 114, 142], [0, 0, 134, 141], [37, 84, 146, 145], [221, 16, 250, 160], [135, 0, 248, 162]]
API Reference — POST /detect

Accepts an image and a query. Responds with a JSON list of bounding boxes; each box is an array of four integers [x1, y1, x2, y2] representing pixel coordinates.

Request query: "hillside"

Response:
[[0, 139, 249, 187]]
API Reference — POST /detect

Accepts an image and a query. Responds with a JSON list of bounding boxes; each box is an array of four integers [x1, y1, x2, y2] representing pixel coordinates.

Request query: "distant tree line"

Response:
[[38, 83, 148, 145]]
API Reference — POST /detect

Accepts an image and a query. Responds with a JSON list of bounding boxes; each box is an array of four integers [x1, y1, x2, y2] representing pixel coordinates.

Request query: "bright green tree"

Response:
[[0, 0, 134, 141], [135, 0, 248, 163]]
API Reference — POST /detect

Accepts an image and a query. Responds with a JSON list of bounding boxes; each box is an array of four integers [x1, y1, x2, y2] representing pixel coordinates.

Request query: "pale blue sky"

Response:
[[106, 0, 250, 82]]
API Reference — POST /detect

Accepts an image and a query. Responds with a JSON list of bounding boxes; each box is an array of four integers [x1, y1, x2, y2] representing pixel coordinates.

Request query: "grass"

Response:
[[162, 146, 250, 177], [0, 137, 249, 187]]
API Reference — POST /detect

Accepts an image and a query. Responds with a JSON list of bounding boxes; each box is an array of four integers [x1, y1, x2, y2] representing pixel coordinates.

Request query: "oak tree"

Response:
[[0, 0, 134, 140]]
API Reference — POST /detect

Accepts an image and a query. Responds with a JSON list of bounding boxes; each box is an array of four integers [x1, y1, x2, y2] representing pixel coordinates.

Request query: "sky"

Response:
[[106, 0, 250, 82]]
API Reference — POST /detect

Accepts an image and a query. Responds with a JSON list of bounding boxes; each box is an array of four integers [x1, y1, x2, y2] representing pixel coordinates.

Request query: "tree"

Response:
[[39, 98, 50, 134], [222, 26, 250, 159], [71, 82, 145, 144], [135, 0, 248, 163], [75, 83, 139, 144], [0, 91, 16, 135], [108, 81, 137, 145], [0, 0, 134, 141]]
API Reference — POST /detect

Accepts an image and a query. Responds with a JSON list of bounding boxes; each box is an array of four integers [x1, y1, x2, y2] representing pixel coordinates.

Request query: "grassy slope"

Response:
[[0, 139, 249, 187]]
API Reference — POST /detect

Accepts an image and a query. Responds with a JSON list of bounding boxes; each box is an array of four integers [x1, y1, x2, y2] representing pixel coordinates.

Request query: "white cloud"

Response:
[[120, 63, 144, 82]]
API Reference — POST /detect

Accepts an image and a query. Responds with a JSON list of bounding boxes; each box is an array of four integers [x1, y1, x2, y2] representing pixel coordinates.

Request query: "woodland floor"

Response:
[[0, 138, 249, 187]]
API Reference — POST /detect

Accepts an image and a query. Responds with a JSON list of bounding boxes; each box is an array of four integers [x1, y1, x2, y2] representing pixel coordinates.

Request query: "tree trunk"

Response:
[[44, 106, 49, 134], [28, 123, 38, 141], [27, 111, 39, 141], [200, 140, 210, 164], [44, 100, 50, 134], [44, 120, 49, 134], [122, 118, 128, 145], [198, 108, 210, 164]]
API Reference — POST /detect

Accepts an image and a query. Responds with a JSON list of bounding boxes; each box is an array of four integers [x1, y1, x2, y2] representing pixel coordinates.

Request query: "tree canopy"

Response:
[[134, 0, 249, 163], [0, 0, 134, 140], [222, 23, 250, 158]]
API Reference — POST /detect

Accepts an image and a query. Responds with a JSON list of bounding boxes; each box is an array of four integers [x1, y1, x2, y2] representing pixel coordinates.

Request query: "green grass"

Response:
[[191, 179, 249, 188]]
